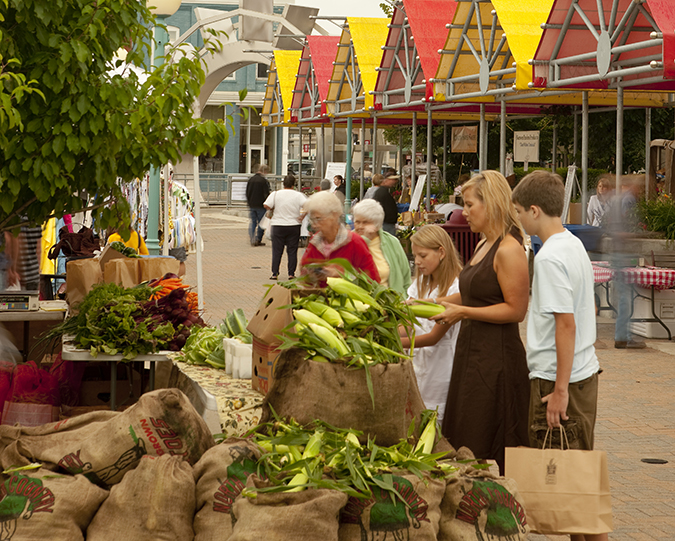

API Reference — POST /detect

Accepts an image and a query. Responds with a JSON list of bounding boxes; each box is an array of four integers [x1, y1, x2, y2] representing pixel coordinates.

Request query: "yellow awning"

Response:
[[491, 0, 555, 90], [274, 50, 302, 123], [346, 18, 390, 110]]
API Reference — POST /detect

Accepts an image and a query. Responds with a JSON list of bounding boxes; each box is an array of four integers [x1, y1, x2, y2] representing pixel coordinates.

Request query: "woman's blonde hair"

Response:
[[462, 170, 523, 240], [411, 225, 462, 299]]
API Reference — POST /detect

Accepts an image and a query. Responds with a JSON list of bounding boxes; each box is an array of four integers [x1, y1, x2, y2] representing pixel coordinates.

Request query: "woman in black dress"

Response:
[[431, 170, 530, 473]]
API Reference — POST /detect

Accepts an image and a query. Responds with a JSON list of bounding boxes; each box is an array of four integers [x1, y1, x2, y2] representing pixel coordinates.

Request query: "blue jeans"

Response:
[[614, 277, 632, 342], [249, 208, 266, 245]]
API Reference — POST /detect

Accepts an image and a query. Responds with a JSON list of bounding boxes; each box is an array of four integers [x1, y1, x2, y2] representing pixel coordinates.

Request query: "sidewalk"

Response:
[[186, 208, 675, 540]]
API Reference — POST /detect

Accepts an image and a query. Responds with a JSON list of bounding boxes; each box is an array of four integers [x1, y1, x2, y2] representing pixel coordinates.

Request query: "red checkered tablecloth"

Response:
[[592, 262, 675, 290]]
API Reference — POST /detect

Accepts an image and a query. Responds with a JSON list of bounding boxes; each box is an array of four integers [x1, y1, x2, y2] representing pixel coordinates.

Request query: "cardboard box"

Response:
[[97, 244, 127, 273], [630, 286, 675, 339], [423, 212, 445, 224], [567, 203, 583, 225], [247, 284, 320, 393]]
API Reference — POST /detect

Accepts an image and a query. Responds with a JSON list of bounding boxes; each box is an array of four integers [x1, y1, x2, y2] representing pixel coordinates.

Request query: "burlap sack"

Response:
[[138, 257, 180, 282], [65, 258, 103, 307], [103, 258, 140, 288], [0, 468, 108, 540], [193, 438, 263, 541], [438, 466, 529, 541], [338, 473, 445, 541], [0, 389, 214, 488], [86, 454, 195, 541], [261, 349, 425, 446], [229, 476, 347, 541]]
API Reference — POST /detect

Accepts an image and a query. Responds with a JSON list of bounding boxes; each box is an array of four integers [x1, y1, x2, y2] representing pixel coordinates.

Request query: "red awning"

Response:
[[307, 36, 341, 103], [646, 0, 675, 79]]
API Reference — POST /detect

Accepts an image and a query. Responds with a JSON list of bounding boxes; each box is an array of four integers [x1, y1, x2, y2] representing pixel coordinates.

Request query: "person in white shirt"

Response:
[[586, 175, 613, 227], [263, 175, 307, 280], [512, 170, 607, 541]]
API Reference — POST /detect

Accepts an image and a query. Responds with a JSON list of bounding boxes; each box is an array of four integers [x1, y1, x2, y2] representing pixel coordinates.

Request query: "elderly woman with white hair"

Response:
[[351, 199, 411, 296], [300, 191, 380, 284]]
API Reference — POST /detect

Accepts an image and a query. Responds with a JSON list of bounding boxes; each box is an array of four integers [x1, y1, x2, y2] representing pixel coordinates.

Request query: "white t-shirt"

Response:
[[527, 229, 599, 383], [263, 190, 307, 226], [407, 278, 461, 423]]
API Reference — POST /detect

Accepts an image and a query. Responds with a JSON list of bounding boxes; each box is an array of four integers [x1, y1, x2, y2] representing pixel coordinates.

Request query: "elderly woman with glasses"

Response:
[[351, 199, 411, 296], [300, 191, 380, 284]]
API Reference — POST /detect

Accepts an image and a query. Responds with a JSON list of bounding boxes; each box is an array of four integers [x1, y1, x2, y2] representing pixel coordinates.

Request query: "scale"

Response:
[[0, 291, 40, 311]]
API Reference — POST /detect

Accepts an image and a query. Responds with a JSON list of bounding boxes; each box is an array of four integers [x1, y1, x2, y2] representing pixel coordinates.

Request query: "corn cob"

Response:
[[330, 298, 369, 313], [293, 309, 334, 331], [414, 412, 437, 454], [336, 308, 361, 326], [409, 303, 445, 318], [326, 277, 383, 311], [302, 431, 323, 459], [308, 323, 349, 357], [305, 301, 344, 327]]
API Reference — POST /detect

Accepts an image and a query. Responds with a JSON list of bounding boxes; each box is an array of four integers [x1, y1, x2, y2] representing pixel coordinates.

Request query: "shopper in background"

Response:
[[0, 232, 19, 291], [245, 164, 270, 247], [300, 191, 380, 285], [352, 199, 411, 296], [107, 227, 149, 255], [263, 175, 307, 281], [372, 172, 400, 236], [431, 170, 530, 473], [586, 175, 613, 227], [364, 174, 383, 199], [399, 225, 462, 424]]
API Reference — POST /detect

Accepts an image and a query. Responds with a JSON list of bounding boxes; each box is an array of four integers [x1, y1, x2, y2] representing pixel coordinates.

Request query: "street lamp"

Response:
[[146, 0, 182, 254]]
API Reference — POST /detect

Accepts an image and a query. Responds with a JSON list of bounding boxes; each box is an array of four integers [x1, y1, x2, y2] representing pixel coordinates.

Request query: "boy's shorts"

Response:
[[528, 372, 598, 451]]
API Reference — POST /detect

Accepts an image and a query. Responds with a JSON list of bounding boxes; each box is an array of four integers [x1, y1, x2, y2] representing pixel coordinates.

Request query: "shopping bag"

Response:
[[505, 429, 613, 535], [259, 215, 271, 230]]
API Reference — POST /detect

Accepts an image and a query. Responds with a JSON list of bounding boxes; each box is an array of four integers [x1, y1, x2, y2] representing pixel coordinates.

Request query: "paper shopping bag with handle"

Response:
[[505, 428, 613, 535]]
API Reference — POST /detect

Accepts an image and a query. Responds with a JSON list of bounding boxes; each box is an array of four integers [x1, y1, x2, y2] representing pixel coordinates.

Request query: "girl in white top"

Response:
[[586, 176, 613, 227], [400, 225, 462, 424]]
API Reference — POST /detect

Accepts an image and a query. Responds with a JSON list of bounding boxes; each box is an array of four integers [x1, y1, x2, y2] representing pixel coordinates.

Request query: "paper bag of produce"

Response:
[[103, 258, 139, 288], [138, 257, 180, 282], [87, 455, 195, 541], [0, 389, 214, 488], [229, 476, 347, 541], [65, 258, 103, 308], [261, 349, 425, 446], [0, 468, 108, 541], [438, 465, 529, 541], [338, 472, 445, 541], [193, 438, 263, 541]]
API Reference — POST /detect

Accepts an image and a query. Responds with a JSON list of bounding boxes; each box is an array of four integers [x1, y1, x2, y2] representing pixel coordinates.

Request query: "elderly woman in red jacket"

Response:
[[300, 191, 380, 284]]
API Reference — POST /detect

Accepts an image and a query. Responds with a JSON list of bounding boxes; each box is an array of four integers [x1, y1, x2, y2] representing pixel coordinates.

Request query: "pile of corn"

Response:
[[278, 274, 445, 367], [244, 410, 458, 498]]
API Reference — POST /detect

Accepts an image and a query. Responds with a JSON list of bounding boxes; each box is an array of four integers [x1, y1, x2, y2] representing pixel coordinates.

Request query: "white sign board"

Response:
[[230, 179, 249, 202], [410, 174, 427, 212], [451, 126, 478, 153], [513, 131, 540, 163]]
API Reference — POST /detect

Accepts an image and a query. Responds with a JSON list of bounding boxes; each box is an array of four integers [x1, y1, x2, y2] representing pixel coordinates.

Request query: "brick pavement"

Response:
[[186, 207, 675, 540]]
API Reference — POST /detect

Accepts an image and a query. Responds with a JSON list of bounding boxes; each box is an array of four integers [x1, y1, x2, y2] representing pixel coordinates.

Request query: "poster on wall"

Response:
[[324, 162, 347, 192], [513, 131, 540, 163], [230, 178, 249, 201], [451, 126, 478, 153]]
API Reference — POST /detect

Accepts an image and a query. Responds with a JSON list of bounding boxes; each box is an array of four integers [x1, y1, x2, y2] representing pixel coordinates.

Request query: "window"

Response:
[[257, 63, 269, 80]]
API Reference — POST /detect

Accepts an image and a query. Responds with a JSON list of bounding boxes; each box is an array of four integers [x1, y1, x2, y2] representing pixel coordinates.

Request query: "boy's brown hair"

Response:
[[512, 170, 565, 217]]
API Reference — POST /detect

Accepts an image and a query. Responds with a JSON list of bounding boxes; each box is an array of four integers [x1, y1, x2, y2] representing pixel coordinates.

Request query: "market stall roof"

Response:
[[262, 50, 302, 126], [326, 17, 390, 116], [290, 36, 340, 123], [532, 0, 675, 91]]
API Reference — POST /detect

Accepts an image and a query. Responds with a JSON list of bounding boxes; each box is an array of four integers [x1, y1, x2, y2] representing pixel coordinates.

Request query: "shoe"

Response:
[[288, 275, 295, 280], [614, 340, 647, 349], [254, 241, 266, 246], [270, 275, 278, 280]]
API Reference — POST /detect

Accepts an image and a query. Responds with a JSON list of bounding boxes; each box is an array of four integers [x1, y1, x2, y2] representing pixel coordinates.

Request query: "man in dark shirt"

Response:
[[245, 164, 270, 246], [372, 173, 399, 236]]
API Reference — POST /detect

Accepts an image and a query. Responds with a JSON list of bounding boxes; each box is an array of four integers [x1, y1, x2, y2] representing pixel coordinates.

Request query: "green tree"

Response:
[[0, 0, 239, 233]]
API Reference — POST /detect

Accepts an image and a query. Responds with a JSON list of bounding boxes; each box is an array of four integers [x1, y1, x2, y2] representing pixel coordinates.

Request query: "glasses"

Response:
[[309, 215, 327, 225]]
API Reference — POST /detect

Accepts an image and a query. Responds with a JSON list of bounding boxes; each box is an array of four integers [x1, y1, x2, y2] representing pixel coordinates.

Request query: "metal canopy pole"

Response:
[[345, 117, 353, 213], [398, 131, 403, 176], [581, 91, 589, 225], [361, 119, 366, 199], [320, 124, 325, 180], [645, 108, 651, 198], [426, 107, 432, 212], [616, 84, 624, 194], [572, 109, 579, 199], [443, 122, 448, 186], [372, 115, 378, 188], [552, 122, 557, 173], [500, 100, 506, 175], [411, 112, 417, 201], [331, 120, 336, 162], [298, 125, 303, 190], [192, 155, 203, 311], [479, 103, 487, 171]]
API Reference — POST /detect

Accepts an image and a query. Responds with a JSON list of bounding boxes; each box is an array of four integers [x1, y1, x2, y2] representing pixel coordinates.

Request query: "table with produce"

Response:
[[0, 266, 532, 540]]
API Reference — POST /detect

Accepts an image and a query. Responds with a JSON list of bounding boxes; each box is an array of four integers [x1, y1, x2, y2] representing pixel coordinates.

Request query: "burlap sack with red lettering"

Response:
[[0, 388, 214, 488], [229, 475, 347, 541], [193, 438, 263, 541], [0, 468, 108, 540], [261, 349, 425, 446], [86, 454, 195, 541], [338, 472, 445, 541], [438, 466, 529, 541]]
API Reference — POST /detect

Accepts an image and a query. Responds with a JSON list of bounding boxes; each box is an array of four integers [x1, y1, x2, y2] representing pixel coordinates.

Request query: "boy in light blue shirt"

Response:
[[512, 170, 606, 541]]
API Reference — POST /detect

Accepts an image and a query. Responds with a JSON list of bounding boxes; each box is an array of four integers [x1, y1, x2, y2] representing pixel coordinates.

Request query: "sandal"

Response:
[[270, 275, 278, 280]]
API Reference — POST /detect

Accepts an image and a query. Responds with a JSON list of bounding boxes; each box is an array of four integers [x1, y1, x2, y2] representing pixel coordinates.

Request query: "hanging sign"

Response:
[[514, 131, 540, 163], [451, 126, 478, 153], [410, 174, 427, 211]]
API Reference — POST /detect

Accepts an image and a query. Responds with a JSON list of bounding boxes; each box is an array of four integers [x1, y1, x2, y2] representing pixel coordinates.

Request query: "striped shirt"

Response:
[[19, 225, 42, 289]]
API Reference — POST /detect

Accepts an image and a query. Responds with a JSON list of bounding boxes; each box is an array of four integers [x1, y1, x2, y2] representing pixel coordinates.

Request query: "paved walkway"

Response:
[[185, 208, 675, 541]]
